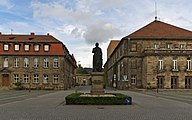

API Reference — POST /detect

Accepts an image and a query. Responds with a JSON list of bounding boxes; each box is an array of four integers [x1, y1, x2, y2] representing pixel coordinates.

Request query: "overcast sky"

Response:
[[0, 0, 192, 68]]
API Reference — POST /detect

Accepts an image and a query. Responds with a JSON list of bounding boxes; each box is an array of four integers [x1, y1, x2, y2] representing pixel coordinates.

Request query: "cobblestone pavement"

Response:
[[0, 86, 192, 120]]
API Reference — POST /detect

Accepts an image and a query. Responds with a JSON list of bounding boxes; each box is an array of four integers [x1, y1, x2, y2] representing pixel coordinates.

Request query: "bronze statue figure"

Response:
[[92, 43, 102, 72]]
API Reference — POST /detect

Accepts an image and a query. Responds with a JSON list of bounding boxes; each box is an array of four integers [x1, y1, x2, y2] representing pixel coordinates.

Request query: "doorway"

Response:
[[2, 74, 10, 86]]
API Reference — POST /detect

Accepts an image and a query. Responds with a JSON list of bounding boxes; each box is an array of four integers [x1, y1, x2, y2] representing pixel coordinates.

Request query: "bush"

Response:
[[14, 82, 24, 90], [65, 93, 132, 105]]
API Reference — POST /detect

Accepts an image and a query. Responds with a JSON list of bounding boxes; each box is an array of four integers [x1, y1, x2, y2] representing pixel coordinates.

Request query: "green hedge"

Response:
[[65, 93, 132, 105]]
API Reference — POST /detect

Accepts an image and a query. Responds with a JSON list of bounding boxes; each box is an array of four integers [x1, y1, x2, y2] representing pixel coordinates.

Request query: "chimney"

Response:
[[30, 32, 35, 35], [47, 33, 50, 35], [0, 32, 1, 35]]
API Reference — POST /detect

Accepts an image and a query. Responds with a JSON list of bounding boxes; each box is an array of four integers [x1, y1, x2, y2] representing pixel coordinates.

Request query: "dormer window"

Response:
[[24, 44, 30, 51], [34, 44, 40, 51], [4, 44, 9, 51], [14, 44, 20, 51], [44, 44, 50, 52]]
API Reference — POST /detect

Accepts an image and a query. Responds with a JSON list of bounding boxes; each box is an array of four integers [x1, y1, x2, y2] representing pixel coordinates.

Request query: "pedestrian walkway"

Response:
[[136, 89, 192, 105], [0, 90, 55, 105]]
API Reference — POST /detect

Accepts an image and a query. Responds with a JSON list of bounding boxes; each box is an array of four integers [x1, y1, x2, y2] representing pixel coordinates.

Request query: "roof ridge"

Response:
[[124, 20, 192, 39]]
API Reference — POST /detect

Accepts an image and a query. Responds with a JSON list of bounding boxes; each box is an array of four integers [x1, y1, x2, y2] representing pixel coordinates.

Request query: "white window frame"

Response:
[[24, 44, 30, 51], [173, 59, 178, 70], [154, 43, 158, 49], [34, 44, 40, 51], [14, 58, 19, 68], [33, 74, 39, 83], [53, 75, 59, 84], [4, 44, 9, 51], [14, 44, 20, 51], [44, 45, 49, 52], [44, 58, 49, 68], [34, 58, 39, 68], [180, 44, 185, 49], [158, 59, 163, 70], [3, 58, 8, 68], [43, 75, 49, 84], [131, 75, 136, 84], [24, 74, 29, 83], [53, 58, 59, 68], [187, 58, 192, 70], [14, 74, 19, 83], [24, 58, 29, 68]]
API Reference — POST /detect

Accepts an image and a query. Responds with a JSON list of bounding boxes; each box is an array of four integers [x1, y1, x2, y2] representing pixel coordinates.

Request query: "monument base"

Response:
[[91, 72, 104, 95]]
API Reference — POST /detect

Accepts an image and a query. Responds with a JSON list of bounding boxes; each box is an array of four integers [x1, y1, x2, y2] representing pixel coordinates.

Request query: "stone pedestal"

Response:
[[91, 72, 104, 95]]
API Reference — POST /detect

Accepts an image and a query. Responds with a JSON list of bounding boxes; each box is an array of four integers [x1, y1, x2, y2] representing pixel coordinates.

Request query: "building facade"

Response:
[[75, 74, 91, 86], [0, 33, 77, 90], [104, 20, 192, 89], [107, 40, 120, 59]]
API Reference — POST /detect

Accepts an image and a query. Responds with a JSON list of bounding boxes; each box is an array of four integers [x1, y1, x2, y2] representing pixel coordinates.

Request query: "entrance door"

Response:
[[2, 74, 10, 86], [185, 77, 192, 89], [171, 76, 178, 89], [157, 76, 164, 89]]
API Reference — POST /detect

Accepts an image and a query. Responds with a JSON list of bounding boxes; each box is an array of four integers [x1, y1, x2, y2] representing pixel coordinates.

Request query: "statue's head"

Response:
[[95, 42, 99, 47]]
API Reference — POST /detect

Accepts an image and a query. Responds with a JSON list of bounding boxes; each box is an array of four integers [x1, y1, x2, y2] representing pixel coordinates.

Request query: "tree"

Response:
[[76, 64, 88, 74]]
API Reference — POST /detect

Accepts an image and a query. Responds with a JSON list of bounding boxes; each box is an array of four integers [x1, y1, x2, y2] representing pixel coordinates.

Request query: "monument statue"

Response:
[[92, 43, 102, 72]]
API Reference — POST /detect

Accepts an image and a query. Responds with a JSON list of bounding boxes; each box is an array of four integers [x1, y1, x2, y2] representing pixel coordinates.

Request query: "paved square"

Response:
[[0, 87, 192, 120]]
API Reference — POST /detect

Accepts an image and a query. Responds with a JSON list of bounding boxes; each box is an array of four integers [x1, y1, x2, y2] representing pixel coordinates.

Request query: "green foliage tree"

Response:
[[76, 64, 88, 74]]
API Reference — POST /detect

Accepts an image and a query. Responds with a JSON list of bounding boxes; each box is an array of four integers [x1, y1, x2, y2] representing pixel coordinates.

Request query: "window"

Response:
[[180, 44, 185, 49], [24, 58, 29, 68], [158, 58, 163, 70], [131, 59, 137, 69], [131, 43, 137, 52], [53, 58, 59, 68], [4, 44, 9, 51], [24, 44, 30, 51], [154, 43, 158, 49], [173, 58, 178, 70], [33, 74, 39, 83], [44, 45, 49, 51], [34, 44, 40, 51], [14, 74, 19, 83], [131, 75, 136, 84], [187, 58, 192, 70], [43, 75, 49, 84], [53, 75, 59, 84], [14, 44, 20, 51], [3, 58, 8, 68], [34, 58, 39, 68], [23, 74, 29, 83], [44, 58, 49, 68], [14, 58, 19, 68], [171, 76, 178, 89], [167, 44, 170, 49]]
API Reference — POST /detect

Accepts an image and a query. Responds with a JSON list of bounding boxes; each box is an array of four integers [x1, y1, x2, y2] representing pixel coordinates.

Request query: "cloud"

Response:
[[83, 21, 121, 44], [0, 0, 13, 9]]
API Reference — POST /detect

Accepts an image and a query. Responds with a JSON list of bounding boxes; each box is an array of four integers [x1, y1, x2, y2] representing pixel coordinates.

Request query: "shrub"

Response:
[[14, 82, 24, 90], [65, 93, 132, 105]]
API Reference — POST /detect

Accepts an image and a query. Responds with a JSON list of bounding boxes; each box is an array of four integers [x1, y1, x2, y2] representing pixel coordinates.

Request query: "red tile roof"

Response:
[[0, 33, 60, 42], [125, 20, 192, 39], [0, 33, 65, 55]]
